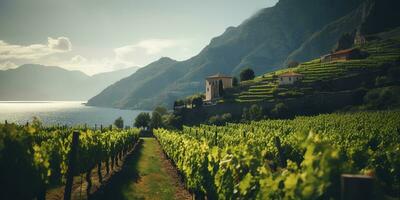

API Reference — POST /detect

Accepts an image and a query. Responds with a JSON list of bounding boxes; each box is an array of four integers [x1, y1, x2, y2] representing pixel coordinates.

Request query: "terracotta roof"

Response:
[[206, 73, 232, 79], [278, 72, 304, 77], [331, 48, 356, 55]]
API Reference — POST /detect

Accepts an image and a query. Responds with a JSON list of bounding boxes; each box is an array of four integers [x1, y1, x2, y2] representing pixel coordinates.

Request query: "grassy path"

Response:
[[93, 138, 191, 200]]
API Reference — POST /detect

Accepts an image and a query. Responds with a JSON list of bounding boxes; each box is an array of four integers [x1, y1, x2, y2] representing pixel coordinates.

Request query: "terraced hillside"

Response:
[[234, 36, 400, 103]]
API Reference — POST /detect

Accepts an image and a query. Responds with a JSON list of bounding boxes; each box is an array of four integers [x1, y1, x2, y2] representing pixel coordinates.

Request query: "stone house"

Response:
[[278, 72, 304, 85], [205, 73, 233, 101], [321, 48, 361, 63]]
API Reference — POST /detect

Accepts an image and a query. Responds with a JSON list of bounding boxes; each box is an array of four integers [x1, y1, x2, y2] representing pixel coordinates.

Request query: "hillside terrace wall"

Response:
[[181, 90, 360, 124]]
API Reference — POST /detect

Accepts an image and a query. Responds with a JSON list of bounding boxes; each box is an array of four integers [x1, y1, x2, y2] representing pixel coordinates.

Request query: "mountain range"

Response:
[[87, 0, 400, 110], [0, 64, 139, 101], [4, 0, 396, 109]]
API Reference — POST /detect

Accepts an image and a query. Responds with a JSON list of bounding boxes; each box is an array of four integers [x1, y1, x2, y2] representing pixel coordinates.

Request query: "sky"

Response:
[[0, 0, 278, 75]]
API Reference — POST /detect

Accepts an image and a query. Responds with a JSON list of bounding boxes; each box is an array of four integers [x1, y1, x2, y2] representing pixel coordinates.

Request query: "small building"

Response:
[[205, 73, 233, 101], [354, 32, 367, 46], [321, 48, 361, 63], [278, 72, 304, 85]]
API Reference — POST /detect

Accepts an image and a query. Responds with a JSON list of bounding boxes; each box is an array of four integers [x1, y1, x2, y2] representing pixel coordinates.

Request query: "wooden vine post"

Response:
[[64, 131, 80, 200], [341, 174, 374, 200], [214, 131, 218, 146], [274, 136, 287, 167]]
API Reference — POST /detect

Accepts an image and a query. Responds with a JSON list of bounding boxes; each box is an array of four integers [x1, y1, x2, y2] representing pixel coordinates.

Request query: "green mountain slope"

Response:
[[286, 0, 400, 64], [0, 64, 138, 100], [87, 57, 179, 108], [88, 0, 399, 110], [233, 33, 400, 103]]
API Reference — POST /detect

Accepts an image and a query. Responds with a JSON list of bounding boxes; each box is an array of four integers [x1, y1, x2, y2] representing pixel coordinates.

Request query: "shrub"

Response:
[[363, 86, 400, 109], [192, 96, 203, 109], [208, 113, 232, 126], [271, 102, 289, 118], [242, 104, 263, 121]]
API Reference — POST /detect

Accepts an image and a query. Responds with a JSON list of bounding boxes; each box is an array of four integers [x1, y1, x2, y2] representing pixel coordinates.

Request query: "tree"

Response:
[[150, 111, 163, 129], [287, 61, 299, 68], [154, 106, 168, 116], [134, 112, 151, 129], [114, 117, 124, 129], [233, 77, 239, 87], [163, 114, 183, 129], [218, 79, 224, 97], [240, 68, 255, 82]]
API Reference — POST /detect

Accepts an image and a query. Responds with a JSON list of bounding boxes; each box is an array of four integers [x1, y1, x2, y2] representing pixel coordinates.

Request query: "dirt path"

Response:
[[92, 138, 191, 200]]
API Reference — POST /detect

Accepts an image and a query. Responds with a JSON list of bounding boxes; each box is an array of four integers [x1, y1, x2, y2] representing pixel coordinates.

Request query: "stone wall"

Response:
[[182, 90, 360, 124]]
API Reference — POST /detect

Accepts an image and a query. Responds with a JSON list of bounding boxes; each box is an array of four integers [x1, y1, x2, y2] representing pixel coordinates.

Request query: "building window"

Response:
[[207, 88, 209, 92], [289, 77, 291, 81]]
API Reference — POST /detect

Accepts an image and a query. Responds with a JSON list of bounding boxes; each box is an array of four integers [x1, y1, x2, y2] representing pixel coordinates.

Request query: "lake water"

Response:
[[0, 101, 146, 127]]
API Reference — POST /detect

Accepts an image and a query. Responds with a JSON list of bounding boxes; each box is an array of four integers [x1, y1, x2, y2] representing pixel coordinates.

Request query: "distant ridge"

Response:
[[0, 64, 139, 101]]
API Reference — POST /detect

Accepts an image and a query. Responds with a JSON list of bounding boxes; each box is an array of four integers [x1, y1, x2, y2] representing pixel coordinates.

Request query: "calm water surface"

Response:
[[0, 101, 146, 127]]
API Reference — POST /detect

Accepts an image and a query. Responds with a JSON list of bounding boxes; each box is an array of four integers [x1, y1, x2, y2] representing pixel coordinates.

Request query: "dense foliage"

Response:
[[240, 68, 255, 82], [114, 116, 124, 129], [154, 111, 400, 199], [134, 112, 151, 128], [0, 122, 140, 200]]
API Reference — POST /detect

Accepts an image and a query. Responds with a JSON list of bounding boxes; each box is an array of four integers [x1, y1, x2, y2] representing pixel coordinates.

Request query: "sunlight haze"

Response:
[[0, 0, 278, 75]]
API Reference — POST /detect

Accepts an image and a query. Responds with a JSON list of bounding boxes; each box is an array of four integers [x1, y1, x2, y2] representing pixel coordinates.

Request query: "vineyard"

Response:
[[234, 36, 400, 103], [154, 111, 400, 199], [0, 121, 140, 200]]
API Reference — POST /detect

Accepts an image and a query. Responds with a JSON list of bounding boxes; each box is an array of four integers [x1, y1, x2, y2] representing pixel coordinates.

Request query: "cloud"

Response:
[[0, 61, 17, 70], [0, 37, 72, 60], [48, 37, 72, 51], [114, 39, 185, 66], [0, 37, 193, 75], [71, 55, 87, 64]]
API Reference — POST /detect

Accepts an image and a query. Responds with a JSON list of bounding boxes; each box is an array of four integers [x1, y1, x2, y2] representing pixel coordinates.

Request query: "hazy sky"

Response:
[[0, 0, 278, 75]]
